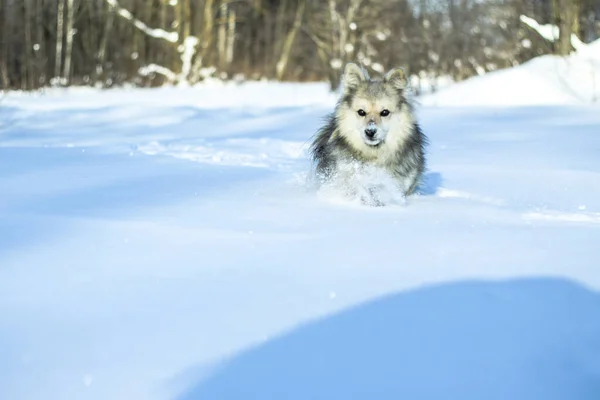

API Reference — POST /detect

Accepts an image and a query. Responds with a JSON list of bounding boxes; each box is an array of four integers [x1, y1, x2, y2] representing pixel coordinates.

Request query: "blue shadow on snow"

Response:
[[176, 277, 600, 400], [417, 171, 443, 195]]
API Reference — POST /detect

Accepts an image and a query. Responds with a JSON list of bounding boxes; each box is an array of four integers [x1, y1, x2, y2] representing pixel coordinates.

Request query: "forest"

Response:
[[1, 0, 599, 92]]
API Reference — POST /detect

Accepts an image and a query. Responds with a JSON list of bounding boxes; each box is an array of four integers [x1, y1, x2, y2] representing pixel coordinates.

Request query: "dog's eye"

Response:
[[357, 109, 366, 117], [380, 109, 390, 117]]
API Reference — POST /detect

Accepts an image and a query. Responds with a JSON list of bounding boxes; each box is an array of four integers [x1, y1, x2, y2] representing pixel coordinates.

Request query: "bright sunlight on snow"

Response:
[[420, 38, 600, 106], [1, 46, 600, 400]]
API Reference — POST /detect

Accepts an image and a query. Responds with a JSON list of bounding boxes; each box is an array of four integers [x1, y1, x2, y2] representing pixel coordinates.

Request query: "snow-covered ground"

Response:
[[420, 38, 600, 107], [2, 52, 600, 400]]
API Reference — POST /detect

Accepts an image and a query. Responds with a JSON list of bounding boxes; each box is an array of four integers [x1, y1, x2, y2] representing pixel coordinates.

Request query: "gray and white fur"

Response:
[[309, 63, 427, 203]]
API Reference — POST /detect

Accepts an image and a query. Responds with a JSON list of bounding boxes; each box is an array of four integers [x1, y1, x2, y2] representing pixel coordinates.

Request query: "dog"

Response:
[[309, 63, 427, 205]]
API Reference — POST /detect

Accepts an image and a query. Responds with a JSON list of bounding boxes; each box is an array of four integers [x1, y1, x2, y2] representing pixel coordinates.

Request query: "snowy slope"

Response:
[[421, 39, 600, 106], [1, 79, 600, 400]]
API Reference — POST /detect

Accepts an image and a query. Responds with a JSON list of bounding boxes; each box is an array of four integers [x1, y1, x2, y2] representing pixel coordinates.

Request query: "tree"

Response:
[[0, 0, 597, 91], [555, 0, 579, 55]]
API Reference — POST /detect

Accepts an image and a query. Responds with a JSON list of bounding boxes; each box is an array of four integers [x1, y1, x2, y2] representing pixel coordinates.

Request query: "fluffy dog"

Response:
[[309, 63, 427, 205]]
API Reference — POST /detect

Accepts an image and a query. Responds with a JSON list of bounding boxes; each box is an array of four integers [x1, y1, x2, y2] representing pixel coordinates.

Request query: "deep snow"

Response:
[[1, 55, 600, 400], [421, 38, 600, 106]]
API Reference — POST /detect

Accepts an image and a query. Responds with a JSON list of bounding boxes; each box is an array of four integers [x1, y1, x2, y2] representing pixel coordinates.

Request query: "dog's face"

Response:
[[337, 63, 408, 147]]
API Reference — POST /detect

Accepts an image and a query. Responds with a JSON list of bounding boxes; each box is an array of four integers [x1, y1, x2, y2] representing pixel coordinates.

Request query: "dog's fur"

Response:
[[309, 63, 427, 201]]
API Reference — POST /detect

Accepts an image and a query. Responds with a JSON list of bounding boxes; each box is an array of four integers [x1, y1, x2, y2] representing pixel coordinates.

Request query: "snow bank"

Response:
[[3, 81, 337, 111], [420, 39, 600, 107]]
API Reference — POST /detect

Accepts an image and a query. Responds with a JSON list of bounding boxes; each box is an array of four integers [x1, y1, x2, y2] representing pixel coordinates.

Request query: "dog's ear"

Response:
[[342, 63, 368, 93], [384, 67, 407, 90]]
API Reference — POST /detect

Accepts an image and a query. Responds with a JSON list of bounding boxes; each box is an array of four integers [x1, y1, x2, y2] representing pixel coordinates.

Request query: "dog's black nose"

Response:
[[365, 128, 377, 138]]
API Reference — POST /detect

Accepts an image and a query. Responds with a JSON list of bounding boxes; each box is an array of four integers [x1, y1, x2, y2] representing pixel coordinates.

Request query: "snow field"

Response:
[[1, 49, 600, 399]]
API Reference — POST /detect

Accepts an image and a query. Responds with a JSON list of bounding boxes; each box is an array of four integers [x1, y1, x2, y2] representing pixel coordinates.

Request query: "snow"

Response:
[[105, 0, 200, 85], [106, 0, 179, 43], [179, 36, 200, 84], [1, 63, 600, 399], [139, 64, 178, 82], [520, 15, 587, 51], [421, 37, 600, 106]]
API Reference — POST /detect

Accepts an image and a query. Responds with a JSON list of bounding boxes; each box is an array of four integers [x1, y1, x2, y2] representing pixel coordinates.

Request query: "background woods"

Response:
[[1, 0, 599, 92]]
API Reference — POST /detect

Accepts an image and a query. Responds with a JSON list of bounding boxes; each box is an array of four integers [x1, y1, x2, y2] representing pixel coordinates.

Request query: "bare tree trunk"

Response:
[[63, 0, 75, 84], [141, 0, 154, 75], [572, 0, 581, 39], [342, 0, 361, 65], [326, 0, 362, 89], [170, 0, 181, 74], [36, 0, 46, 86], [252, 0, 262, 74], [272, 0, 287, 71], [181, 0, 191, 40], [226, 8, 236, 68], [264, 7, 273, 73], [97, 0, 114, 84], [0, 0, 8, 89], [218, 1, 227, 71], [328, 0, 339, 66], [24, 0, 34, 89], [55, 0, 65, 81], [160, 0, 168, 68], [189, 0, 215, 83], [276, 0, 305, 81], [130, 0, 140, 74], [555, 0, 578, 55]]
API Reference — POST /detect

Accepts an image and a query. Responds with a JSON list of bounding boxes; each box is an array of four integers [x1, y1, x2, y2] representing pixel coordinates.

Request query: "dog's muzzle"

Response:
[[364, 127, 377, 138], [363, 123, 381, 145]]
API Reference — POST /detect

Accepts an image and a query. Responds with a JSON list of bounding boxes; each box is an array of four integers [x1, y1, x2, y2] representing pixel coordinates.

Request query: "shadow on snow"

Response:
[[175, 276, 600, 400]]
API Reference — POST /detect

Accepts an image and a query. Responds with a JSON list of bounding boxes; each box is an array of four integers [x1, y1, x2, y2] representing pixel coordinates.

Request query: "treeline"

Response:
[[1, 0, 599, 92]]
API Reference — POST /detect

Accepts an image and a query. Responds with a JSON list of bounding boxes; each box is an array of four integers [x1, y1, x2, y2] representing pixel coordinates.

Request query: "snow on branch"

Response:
[[519, 15, 585, 51], [105, 0, 204, 85], [106, 0, 178, 43], [139, 64, 177, 82], [179, 36, 199, 81]]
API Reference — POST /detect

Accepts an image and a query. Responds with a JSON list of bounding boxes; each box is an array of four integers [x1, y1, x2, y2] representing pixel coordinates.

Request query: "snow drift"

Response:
[[420, 39, 600, 106]]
